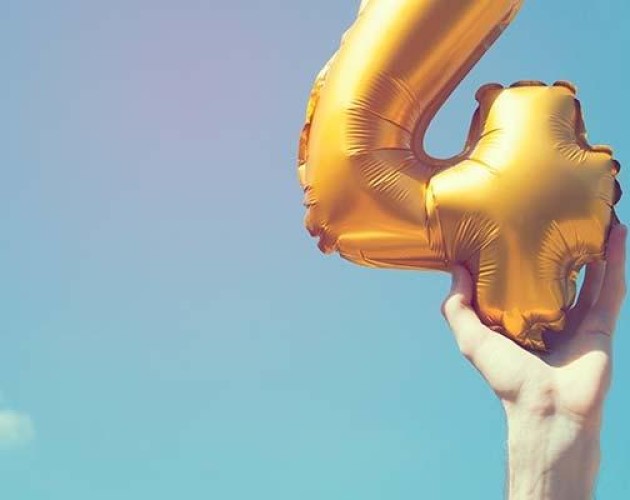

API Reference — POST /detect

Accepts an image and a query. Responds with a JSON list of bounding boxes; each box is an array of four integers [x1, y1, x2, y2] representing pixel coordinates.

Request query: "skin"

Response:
[[442, 224, 627, 500]]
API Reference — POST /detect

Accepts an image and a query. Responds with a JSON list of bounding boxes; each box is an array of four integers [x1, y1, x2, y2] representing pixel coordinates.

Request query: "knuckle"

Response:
[[442, 295, 465, 322], [456, 335, 478, 361], [440, 299, 449, 319], [441, 296, 455, 319], [458, 343, 475, 360]]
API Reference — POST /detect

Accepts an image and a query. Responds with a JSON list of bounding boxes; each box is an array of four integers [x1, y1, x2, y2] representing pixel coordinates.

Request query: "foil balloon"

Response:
[[297, 0, 621, 351]]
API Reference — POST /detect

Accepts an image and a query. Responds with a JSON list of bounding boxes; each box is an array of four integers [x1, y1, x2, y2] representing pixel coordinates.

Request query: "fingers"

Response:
[[442, 266, 490, 359], [586, 224, 627, 334], [442, 266, 531, 400]]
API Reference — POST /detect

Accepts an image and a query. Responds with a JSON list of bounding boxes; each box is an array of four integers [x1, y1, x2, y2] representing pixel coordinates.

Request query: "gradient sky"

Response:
[[0, 0, 628, 498]]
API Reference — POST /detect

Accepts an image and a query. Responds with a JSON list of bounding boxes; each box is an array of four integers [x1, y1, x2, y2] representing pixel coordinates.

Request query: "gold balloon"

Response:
[[297, 0, 621, 351]]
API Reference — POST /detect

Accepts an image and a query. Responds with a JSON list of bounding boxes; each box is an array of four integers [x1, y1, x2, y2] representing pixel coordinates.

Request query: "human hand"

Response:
[[442, 223, 627, 419], [441, 223, 627, 500]]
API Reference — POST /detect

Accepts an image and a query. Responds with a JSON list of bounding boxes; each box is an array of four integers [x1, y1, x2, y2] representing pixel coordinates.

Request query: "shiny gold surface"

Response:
[[297, 0, 620, 350]]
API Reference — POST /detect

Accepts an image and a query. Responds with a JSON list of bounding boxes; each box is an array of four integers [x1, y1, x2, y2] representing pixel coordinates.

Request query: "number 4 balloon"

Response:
[[297, 0, 621, 351]]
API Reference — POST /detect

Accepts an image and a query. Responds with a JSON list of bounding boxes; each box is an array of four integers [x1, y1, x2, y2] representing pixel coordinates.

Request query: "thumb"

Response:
[[442, 266, 489, 358], [449, 265, 474, 303]]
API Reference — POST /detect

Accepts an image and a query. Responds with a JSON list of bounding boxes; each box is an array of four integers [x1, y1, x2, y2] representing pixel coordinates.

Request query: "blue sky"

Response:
[[1, 0, 629, 498]]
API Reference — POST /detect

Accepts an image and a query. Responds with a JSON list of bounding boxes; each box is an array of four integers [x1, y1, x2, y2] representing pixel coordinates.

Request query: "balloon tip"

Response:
[[509, 80, 547, 88], [475, 83, 504, 102], [553, 80, 578, 94], [591, 144, 614, 156]]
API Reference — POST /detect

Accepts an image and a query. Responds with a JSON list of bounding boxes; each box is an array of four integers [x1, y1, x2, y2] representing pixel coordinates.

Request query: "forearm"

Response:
[[505, 410, 602, 500]]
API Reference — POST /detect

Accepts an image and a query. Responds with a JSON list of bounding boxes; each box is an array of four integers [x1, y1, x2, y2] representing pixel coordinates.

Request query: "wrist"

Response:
[[505, 408, 602, 500]]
